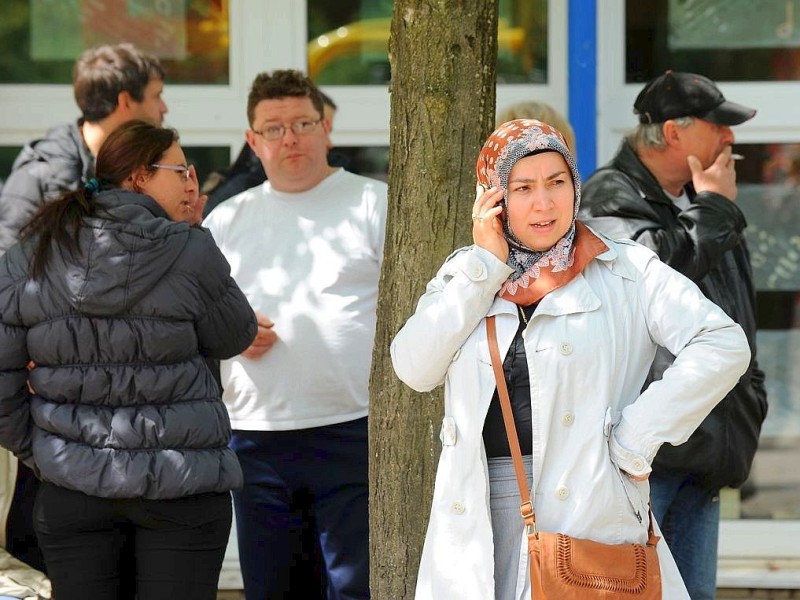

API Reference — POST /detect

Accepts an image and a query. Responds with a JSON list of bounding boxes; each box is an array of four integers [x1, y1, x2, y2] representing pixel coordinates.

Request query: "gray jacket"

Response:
[[0, 189, 257, 499], [0, 121, 94, 256]]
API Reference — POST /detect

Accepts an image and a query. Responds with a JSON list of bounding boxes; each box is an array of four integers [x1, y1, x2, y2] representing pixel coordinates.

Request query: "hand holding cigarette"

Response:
[[687, 149, 738, 201]]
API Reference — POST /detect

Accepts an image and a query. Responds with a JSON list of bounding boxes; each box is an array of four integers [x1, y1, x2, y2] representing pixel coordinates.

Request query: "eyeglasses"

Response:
[[252, 119, 322, 141], [150, 163, 191, 182]]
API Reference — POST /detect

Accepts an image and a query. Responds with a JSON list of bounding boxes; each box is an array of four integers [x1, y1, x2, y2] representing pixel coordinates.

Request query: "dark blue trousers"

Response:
[[231, 417, 370, 600]]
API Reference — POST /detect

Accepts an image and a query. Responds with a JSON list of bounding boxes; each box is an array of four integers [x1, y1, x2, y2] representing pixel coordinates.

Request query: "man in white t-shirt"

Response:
[[203, 69, 386, 600]]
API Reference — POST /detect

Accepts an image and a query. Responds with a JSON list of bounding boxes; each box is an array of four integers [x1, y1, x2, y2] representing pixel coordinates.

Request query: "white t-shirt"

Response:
[[203, 168, 388, 430], [665, 188, 691, 211]]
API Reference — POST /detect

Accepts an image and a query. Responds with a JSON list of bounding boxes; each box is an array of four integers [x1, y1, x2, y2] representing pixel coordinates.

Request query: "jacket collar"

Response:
[[11, 120, 95, 185], [71, 119, 95, 183], [488, 272, 601, 320], [593, 233, 637, 282], [93, 188, 172, 221], [609, 140, 679, 209], [486, 231, 634, 321]]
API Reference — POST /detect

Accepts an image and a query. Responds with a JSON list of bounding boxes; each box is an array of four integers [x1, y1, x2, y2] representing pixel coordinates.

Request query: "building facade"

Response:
[[1, 0, 799, 593]]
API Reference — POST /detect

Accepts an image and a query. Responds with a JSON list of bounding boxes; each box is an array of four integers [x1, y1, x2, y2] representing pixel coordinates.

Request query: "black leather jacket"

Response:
[[579, 140, 768, 491]]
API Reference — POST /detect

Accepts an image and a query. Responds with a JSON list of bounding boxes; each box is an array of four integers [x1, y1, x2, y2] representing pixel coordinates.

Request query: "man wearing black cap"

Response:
[[579, 71, 768, 600]]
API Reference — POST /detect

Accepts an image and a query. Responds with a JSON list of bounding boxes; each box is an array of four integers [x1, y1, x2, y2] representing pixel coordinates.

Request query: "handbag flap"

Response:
[[533, 532, 661, 598]]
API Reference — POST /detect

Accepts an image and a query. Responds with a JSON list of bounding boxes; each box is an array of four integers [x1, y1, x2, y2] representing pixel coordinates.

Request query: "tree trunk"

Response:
[[369, 1, 498, 597]]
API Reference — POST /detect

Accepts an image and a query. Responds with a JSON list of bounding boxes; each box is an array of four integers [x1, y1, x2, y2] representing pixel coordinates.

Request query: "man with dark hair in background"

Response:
[[0, 42, 168, 255], [201, 90, 344, 217]]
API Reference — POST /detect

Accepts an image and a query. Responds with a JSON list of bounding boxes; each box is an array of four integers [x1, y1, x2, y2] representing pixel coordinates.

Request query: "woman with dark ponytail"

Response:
[[0, 120, 257, 600], [21, 122, 195, 278]]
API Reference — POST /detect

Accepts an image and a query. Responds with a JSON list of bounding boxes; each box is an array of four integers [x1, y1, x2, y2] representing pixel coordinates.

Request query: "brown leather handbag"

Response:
[[486, 316, 662, 599]]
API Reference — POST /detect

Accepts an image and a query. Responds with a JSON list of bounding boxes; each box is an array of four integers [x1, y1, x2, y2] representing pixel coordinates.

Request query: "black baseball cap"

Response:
[[634, 70, 756, 126]]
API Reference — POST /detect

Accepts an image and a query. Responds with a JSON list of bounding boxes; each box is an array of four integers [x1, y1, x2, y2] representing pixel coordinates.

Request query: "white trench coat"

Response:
[[391, 233, 750, 600]]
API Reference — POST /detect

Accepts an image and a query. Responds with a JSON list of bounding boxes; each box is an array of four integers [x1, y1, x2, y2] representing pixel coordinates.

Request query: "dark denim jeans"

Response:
[[33, 482, 232, 600], [650, 470, 721, 600], [231, 417, 370, 600]]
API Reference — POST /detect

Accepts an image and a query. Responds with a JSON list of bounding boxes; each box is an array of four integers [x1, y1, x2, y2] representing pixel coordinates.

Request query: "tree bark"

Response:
[[369, 1, 498, 597]]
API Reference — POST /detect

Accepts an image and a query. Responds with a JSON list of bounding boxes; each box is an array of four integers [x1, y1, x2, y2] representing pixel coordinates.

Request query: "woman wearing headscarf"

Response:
[[0, 120, 257, 600], [390, 119, 751, 599]]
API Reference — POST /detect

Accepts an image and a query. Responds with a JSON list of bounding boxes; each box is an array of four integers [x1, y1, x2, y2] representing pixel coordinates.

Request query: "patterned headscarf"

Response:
[[475, 119, 582, 295]]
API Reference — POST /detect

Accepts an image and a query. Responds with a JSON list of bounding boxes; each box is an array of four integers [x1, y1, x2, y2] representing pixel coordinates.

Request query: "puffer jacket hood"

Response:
[[47, 189, 189, 315]]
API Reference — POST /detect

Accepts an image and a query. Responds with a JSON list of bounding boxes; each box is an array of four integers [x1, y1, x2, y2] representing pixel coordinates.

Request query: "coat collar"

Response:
[[486, 231, 635, 321], [487, 271, 600, 319], [498, 222, 608, 305], [610, 140, 691, 210]]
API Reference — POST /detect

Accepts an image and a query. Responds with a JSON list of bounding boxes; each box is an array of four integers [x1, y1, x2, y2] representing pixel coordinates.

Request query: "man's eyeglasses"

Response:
[[150, 164, 191, 182], [252, 119, 322, 141]]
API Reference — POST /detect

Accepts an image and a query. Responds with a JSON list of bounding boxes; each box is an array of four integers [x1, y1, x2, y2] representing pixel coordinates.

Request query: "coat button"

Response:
[[440, 417, 457, 446], [555, 486, 569, 500], [451, 502, 465, 514], [561, 412, 574, 426], [559, 342, 573, 355], [468, 263, 485, 280], [632, 459, 645, 472]]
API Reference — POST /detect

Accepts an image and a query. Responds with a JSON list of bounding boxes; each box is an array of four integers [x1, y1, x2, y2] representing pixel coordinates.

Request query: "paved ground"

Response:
[[217, 587, 796, 598], [718, 591, 800, 599]]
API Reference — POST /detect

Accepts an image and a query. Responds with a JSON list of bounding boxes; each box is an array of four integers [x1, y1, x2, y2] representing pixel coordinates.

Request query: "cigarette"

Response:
[[731, 153, 745, 160]]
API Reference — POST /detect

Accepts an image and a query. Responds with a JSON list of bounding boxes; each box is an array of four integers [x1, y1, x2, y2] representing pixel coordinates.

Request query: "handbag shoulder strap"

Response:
[[487, 316, 660, 547], [646, 507, 660, 546], [486, 315, 536, 533]]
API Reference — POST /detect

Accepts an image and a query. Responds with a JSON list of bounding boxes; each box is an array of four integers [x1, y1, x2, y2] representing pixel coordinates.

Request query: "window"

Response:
[[596, 3, 800, 581], [0, 147, 22, 183], [307, 0, 548, 85], [733, 143, 800, 522], [626, 0, 800, 82], [330, 146, 388, 182], [0, 0, 230, 85], [184, 146, 231, 186]]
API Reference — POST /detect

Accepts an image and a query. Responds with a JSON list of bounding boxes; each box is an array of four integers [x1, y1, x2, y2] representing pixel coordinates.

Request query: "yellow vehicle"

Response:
[[308, 17, 528, 83]]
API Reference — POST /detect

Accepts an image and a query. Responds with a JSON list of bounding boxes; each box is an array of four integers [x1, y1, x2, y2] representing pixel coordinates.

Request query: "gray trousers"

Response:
[[488, 455, 533, 600]]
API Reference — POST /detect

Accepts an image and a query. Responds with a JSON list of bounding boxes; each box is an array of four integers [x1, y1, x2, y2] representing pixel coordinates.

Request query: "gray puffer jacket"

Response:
[[0, 189, 257, 499], [0, 121, 94, 256]]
